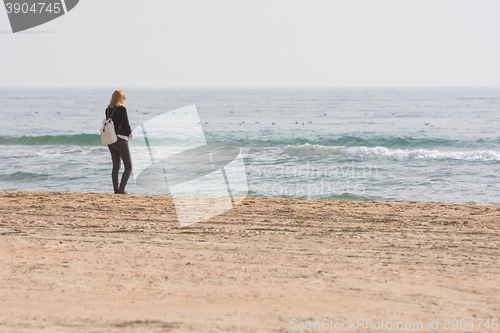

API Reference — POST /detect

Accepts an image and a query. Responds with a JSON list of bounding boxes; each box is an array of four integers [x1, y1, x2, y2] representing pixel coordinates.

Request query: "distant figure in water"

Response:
[[105, 90, 133, 194]]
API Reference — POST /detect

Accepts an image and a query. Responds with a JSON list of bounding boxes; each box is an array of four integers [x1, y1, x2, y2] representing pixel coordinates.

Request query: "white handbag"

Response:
[[100, 107, 122, 145]]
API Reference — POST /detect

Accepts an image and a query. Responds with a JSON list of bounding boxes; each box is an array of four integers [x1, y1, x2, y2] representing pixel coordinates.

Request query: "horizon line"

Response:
[[1, 86, 499, 90]]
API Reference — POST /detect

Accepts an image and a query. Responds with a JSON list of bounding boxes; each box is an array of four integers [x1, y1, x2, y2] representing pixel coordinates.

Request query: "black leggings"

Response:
[[108, 138, 133, 193]]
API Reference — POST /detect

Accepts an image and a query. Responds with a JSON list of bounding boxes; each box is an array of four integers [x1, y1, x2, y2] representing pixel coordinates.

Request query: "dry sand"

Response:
[[0, 191, 499, 332]]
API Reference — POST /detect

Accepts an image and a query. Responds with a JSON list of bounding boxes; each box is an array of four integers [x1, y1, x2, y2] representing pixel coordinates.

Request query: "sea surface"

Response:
[[1, 88, 500, 205]]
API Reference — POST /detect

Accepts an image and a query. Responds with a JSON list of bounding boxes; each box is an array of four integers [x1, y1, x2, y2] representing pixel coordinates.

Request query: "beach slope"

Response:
[[0, 191, 499, 332]]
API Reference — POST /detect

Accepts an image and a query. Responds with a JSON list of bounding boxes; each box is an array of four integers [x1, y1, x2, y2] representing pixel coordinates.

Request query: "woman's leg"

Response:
[[108, 144, 121, 193], [115, 138, 133, 193]]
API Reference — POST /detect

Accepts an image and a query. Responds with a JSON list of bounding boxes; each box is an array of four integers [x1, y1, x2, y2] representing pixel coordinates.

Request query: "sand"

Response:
[[0, 191, 498, 332]]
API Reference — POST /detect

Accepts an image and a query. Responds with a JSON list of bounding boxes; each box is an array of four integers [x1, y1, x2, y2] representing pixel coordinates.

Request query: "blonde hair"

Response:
[[108, 90, 126, 108]]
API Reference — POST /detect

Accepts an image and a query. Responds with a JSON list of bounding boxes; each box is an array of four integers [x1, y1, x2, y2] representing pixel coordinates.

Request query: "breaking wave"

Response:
[[282, 144, 500, 161]]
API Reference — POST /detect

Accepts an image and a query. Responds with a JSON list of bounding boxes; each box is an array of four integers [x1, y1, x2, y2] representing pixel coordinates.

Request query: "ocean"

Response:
[[1, 88, 499, 205]]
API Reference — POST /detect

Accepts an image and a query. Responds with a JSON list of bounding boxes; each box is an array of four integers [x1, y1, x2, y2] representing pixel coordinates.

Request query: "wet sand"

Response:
[[0, 191, 499, 332]]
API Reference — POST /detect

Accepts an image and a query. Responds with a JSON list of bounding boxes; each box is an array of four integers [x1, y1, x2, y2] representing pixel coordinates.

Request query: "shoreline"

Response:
[[1, 191, 499, 332], [0, 189, 494, 207]]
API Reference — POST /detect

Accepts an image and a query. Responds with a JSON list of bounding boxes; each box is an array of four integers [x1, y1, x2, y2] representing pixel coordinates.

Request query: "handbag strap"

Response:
[[106, 107, 124, 133], [106, 107, 117, 120]]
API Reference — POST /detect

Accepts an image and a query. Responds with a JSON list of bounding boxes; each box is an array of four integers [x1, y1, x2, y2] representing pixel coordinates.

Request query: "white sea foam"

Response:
[[282, 144, 500, 161]]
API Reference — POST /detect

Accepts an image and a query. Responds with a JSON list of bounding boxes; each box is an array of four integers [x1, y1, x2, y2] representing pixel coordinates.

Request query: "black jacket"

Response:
[[105, 106, 132, 137]]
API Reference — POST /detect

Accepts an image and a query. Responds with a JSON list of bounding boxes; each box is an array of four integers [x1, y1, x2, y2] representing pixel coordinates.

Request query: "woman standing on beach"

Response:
[[106, 90, 133, 194]]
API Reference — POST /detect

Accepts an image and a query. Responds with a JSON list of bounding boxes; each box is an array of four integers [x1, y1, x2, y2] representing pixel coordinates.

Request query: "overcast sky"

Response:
[[0, 0, 499, 88]]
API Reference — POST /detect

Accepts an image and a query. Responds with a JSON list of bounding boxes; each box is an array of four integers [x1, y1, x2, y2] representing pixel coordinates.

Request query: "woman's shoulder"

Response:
[[106, 106, 127, 112]]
